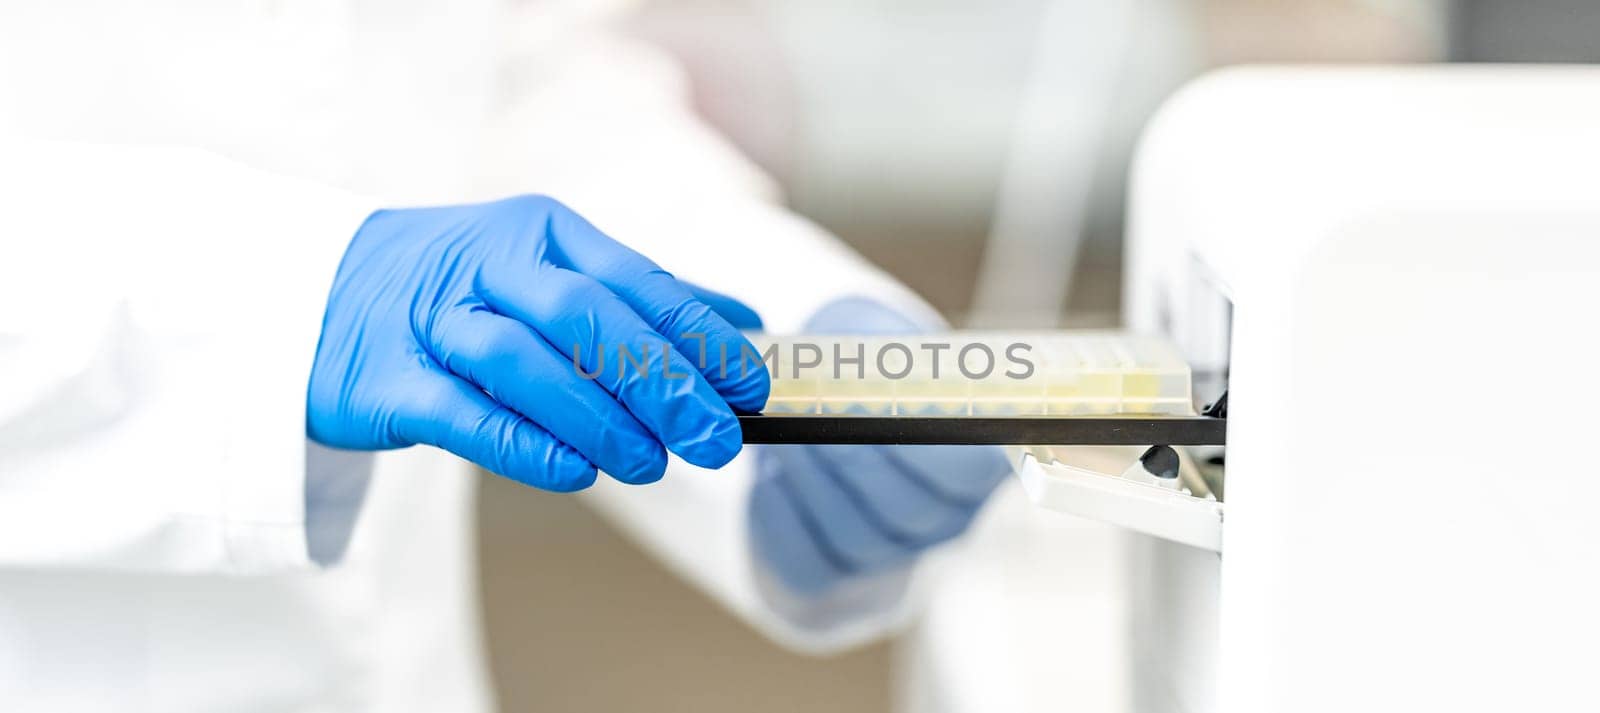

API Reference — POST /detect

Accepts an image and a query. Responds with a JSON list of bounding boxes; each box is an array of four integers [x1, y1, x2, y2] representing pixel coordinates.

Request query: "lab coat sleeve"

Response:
[[473, 28, 945, 653], [0, 138, 378, 574]]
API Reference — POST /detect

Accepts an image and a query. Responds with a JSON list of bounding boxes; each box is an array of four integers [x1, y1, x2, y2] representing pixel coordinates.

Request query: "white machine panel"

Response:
[[1124, 66, 1600, 713], [1012, 449, 1222, 552]]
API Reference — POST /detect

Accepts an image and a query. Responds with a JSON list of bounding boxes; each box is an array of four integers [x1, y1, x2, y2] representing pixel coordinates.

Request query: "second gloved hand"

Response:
[[748, 298, 1011, 596], [308, 195, 770, 491]]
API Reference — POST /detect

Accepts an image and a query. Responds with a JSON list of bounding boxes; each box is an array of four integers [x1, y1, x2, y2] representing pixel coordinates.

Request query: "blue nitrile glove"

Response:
[[749, 297, 1011, 597], [308, 195, 770, 491]]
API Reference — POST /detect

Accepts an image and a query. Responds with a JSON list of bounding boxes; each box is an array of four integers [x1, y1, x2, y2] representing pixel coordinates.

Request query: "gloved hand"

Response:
[[308, 195, 770, 491], [748, 297, 1011, 596]]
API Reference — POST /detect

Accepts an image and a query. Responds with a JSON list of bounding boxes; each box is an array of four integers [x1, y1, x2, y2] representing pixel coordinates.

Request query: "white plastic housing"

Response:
[[1126, 66, 1600, 713], [1012, 449, 1222, 552]]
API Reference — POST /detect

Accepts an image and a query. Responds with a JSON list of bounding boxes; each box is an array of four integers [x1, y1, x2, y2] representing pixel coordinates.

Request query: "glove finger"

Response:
[[761, 445, 914, 573], [806, 444, 978, 546], [748, 470, 848, 596], [682, 281, 764, 330], [878, 445, 1012, 505], [427, 306, 668, 484], [475, 265, 742, 469], [532, 200, 770, 412], [394, 370, 598, 492]]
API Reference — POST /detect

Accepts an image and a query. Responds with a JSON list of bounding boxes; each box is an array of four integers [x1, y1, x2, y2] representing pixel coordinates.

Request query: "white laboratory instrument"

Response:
[[1013, 66, 1600, 712]]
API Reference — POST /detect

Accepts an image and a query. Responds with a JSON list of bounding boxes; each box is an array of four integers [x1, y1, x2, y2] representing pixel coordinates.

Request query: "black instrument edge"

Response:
[[736, 414, 1227, 446]]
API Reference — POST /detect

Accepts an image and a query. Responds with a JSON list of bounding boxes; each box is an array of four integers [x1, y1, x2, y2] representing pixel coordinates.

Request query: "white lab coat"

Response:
[[0, 1, 938, 710]]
